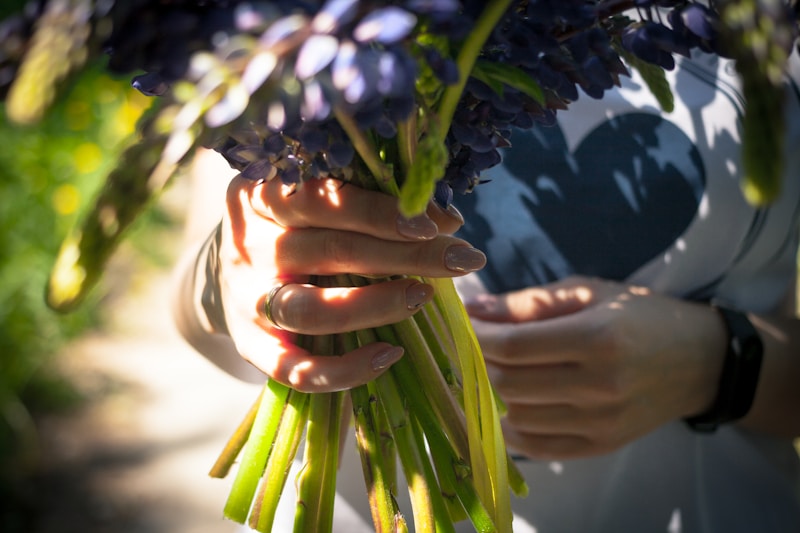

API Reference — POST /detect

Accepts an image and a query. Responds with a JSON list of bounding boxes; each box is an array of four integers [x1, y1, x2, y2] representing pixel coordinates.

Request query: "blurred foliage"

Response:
[[0, 60, 155, 529]]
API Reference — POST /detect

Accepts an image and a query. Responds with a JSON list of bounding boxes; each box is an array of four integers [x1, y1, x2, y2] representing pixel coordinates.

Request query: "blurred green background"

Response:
[[0, 22, 168, 527]]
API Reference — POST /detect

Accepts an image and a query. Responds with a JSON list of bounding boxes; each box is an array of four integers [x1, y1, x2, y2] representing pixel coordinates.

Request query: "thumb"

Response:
[[464, 281, 594, 323]]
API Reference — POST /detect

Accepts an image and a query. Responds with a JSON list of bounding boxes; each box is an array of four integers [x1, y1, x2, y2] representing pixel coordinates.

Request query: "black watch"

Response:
[[684, 306, 764, 433]]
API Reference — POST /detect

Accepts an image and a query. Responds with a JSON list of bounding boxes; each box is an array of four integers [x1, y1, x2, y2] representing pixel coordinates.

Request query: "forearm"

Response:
[[171, 226, 264, 383]]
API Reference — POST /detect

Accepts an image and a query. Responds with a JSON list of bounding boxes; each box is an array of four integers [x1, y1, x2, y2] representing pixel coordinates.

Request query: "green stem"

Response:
[[334, 107, 399, 196], [413, 304, 463, 405], [374, 379, 399, 498], [351, 382, 406, 532], [437, 0, 514, 134], [250, 388, 309, 532], [377, 369, 457, 533], [347, 273, 469, 459], [223, 379, 291, 523], [415, 394, 495, 532], [342, 330, 406, 532], [294, 390, 345, 532], [381, 321, 470, 460], [396, 114, 418, 178], [356, 324, 440, 533], [290, 331, 342, 532], [209, 387, 264, 478]]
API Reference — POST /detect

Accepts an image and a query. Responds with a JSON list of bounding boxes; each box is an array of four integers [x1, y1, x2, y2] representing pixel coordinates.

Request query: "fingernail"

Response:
[[372, 346, 404, 371], [406, 282, 433, 310], [396, 214, 438, 240], [445, 246, 486, 272], [435, 202, 464, 225]]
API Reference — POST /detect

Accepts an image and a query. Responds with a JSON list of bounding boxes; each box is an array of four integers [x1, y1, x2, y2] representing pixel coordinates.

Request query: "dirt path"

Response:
[[35, 262, 262, 533]]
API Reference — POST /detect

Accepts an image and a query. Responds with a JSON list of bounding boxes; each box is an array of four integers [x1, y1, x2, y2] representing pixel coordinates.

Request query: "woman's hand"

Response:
[[217, 175, 484, 392], [465, 277, 727, 460]]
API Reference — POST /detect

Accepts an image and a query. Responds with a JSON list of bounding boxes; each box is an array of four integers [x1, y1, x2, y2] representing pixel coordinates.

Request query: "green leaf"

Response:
[[471, 60, 545, 104], [429, 277, 516, 532], [618, 48, 674, 113]]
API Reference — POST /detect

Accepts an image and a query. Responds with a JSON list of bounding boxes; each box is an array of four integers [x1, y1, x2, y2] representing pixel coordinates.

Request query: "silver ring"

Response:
[[263, 283, 287, 330]]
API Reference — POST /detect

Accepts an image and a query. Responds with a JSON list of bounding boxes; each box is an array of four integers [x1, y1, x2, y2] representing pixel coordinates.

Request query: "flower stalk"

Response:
[[250, 388, 309, 532], [437, 0, 515, 134], [293, 390, 345, 532], [222, 378, 291, 523]]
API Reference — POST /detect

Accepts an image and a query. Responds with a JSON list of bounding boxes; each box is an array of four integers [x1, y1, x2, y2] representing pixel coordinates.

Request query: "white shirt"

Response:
[[453, 51, 800, 532]]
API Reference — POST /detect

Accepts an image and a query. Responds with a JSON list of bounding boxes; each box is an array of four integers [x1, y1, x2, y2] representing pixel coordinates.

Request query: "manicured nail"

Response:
[[435, 202, 464, 225], [445, 246, 486, 272], [406, 282, 433, 310], [372, 346, 404, 371], [396, 214, 438, 240]]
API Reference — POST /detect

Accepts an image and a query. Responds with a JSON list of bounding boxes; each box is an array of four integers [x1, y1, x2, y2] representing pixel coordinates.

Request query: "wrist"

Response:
[[684, 305, 764, 433], [682, 302, 728, 420]]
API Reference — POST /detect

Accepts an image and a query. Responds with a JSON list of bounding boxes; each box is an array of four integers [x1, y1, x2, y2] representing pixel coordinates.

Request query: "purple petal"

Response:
[[300, 80, 331, 121], [313, 0, 360, 33], [131, 72, 169, 96], [241, 159, 276, 181], [353, 7, 417, 44], [242, 51, 277, 93], [260, 14, 308, 48], [205, 83, 250, 127], [295, 34, 339, 79]]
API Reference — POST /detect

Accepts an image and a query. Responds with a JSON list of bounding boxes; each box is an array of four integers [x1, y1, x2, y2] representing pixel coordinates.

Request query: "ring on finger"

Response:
[[262, 283, 288, 330]]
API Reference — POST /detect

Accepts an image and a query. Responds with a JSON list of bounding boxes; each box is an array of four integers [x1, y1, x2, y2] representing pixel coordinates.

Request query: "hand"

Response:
[[465, 277, 727, 460], [217, 175, 484, 392]]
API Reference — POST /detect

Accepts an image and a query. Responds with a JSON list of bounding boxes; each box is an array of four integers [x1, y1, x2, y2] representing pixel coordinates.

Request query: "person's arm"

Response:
[[464, 277, 800, 460]]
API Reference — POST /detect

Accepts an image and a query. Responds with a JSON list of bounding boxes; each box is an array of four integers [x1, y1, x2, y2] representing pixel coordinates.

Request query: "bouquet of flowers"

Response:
[[2, 0, 798, 531]]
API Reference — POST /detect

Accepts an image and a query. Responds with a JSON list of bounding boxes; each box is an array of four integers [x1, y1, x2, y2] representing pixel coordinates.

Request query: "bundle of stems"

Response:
[[210, 271, 528, 532]]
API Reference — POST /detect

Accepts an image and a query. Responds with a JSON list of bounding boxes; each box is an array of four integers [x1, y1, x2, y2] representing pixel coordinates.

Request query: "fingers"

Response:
[[219, 175, 473, 392], [275, 228, 485, 277], [467, 277, 632, 366], [501, 402, 638, 460], [248, 177, 464, 240], [237, 325, 406, 393], [497, 378, 632, 460], [263, 278, 434, 334], [226, 176, 481, 278], [464, 277, 597, 323], [472, 313, 607, 366], [487, 360, 621, 406], [502, 424, 607, 461]]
